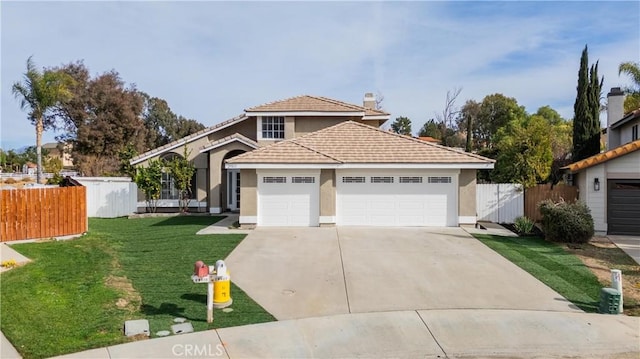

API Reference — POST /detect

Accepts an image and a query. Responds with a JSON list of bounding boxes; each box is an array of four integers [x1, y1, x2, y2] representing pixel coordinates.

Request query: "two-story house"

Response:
[[563, 87, 640, 235], [132, 93, 495, 228]]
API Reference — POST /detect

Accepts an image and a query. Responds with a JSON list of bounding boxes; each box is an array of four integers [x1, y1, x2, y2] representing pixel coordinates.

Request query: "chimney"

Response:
[[363, 92, 376, 110], [606, 87, 625, 150]]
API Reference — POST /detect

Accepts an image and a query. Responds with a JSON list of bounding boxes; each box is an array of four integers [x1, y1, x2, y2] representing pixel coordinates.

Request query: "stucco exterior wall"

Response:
[[208, 142, 255, 213], [319, 169, 336, 225], [239, 169, 257, 224], [210, 117, 257, 142], [458, 169, 477, 223]]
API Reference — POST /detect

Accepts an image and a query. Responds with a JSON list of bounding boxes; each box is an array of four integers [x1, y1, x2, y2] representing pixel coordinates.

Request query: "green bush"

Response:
[[538, 200, 594, 243], [513, 216, 535, 235]]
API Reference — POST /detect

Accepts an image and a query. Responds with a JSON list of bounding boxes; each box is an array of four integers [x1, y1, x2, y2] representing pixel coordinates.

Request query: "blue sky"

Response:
[[2, 1, 639, 151]]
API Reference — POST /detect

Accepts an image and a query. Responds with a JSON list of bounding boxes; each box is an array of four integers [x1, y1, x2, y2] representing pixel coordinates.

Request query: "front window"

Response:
[[160, 171, 197, 200], [261, 116, 285, 139]]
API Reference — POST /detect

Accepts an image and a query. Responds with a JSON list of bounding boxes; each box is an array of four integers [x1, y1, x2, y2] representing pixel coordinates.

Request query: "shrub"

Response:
[[513, 216, 535, 235], [21, 177, 34, 182], [538, 200, 594, 243], [4, 178, 17, 184]]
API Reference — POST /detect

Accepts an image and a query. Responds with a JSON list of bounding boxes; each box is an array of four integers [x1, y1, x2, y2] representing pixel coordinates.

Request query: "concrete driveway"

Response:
[[225, 227, 582, 320]]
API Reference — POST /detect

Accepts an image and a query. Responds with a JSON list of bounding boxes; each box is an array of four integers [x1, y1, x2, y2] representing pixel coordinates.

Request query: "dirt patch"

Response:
[[561, 236, 640, 316], [105, 275, 141, 313]]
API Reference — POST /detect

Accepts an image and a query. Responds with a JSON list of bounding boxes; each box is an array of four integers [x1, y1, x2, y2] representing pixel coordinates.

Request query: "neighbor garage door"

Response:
[[608, 179, 640, 235], [336, 170, 458, 226], [257, 170, 319, 226]]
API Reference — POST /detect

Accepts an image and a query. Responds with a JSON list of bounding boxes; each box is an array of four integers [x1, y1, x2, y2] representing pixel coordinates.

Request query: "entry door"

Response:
[[228, 169, 241, 211]]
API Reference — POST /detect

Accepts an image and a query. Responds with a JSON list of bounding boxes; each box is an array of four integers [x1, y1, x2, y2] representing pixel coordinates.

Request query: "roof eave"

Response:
[[226, 162, 494, 170]]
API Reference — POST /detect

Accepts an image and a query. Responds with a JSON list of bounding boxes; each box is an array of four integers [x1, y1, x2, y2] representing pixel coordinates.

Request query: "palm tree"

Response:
[[12, 56, 73, 183], [619, 61, 640, 113]]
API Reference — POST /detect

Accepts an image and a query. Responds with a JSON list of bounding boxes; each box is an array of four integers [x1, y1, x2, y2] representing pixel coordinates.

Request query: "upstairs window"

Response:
[[632, 124, 638, 141], [261, 116, 285, 139]]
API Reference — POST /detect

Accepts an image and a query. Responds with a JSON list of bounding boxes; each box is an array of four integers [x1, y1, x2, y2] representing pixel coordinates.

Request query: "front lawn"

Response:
[[473, 234, 603, 312], [0, 216, 275, 359]]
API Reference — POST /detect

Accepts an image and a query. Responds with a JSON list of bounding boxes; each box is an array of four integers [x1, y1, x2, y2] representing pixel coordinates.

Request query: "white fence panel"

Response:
[[476, 183, 524, 223], [74, 177, 137, 218]]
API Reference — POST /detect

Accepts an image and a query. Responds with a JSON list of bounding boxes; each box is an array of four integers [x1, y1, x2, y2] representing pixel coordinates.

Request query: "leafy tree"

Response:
[[52, 61, 147, 175], [464, 94, 526, 152], [1, 150, 23, 172], [167, 147, 196, 213], [618, 61, 640, 113], [391, 116, 412, 135], [11, 56, 73, 183], [491, 116, 552, 188], [418, 119, 441, 139], [118, 144, 138, 178], [534, 107, 573, 184], [135, 159, 164, 213], [457, 100, 481, 152], [535, 106, 564, 126], [44, 156, 63, 175], [572, 45, 603, 162]]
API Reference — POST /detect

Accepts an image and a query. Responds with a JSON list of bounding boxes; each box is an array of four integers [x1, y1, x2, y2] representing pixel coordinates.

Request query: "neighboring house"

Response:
[[563, 87, 640, 235], [43, 142, 74, 168], [226, 121, 494, 227], [130, 93, 390, 213], [417, 136, 442, 144], [22, 162, 37, 175]]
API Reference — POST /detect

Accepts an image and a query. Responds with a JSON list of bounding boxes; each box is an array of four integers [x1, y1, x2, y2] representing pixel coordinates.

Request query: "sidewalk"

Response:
[[196, 214, 251, 235], [52, 309, 640, 358], [608, 235, 640, 265]]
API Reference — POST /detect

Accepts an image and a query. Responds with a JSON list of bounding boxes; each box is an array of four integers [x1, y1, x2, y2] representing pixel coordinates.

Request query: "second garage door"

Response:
[[336, 170, 458, 227]]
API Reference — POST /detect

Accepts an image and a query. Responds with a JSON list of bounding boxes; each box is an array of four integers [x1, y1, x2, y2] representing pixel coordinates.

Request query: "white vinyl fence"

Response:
[[476, 183, 524, 223], [73, 177, 137, 218]]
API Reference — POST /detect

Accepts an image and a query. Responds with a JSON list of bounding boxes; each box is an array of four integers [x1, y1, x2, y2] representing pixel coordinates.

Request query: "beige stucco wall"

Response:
[[458, 169, 477, 218], [208, 142, 255, 212], [320, 169, 336, 219], [239, 169, 257, 221], [209, 117, 257, 142]]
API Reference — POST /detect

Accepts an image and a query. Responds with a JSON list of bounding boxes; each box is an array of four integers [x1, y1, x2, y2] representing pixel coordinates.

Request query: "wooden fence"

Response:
[[1, 186, 87, 242], [524, 183, 579, 222]]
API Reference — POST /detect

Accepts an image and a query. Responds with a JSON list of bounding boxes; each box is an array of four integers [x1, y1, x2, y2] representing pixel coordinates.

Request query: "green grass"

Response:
[[1, 216, 275, 359], [473, 234, 603, 312]]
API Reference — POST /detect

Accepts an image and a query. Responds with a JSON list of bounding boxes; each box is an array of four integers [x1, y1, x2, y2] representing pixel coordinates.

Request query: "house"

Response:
[[562, 87, 640, 235], [132, 93, 495, 227], [226, 121, 494, 227], [42, 142, 74, 169], [130, 93, 390, 213]]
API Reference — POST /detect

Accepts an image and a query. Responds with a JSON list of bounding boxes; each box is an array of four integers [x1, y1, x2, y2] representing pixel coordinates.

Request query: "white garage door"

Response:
[[257, 170, 319, 226], [336, 170, 458, 226]]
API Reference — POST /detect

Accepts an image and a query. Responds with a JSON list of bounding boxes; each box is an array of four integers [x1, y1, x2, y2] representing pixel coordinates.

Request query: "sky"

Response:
[[2, 1, 639, 151]]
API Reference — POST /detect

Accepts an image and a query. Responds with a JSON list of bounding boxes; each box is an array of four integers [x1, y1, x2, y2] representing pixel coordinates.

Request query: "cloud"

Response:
[[2, 1, 638, 150]]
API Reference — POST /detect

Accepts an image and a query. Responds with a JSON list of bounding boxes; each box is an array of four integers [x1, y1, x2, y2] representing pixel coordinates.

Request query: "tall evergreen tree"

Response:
[[572, 45, 603, 162]]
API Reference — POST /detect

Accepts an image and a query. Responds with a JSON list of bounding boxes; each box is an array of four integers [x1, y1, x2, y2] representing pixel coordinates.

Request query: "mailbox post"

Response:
[[192, 260, 233, 323]]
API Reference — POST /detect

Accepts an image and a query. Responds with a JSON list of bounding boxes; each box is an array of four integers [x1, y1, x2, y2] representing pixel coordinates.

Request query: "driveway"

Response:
[[225, 227, 582, 320]]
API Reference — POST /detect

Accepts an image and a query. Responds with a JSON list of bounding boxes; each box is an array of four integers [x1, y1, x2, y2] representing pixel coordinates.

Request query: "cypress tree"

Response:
[[572, 45, 603, 162]]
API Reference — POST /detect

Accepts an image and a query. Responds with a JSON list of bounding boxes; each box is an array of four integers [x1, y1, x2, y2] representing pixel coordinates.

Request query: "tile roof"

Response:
[[130, 114, 248, 164], [562, 140, 640, 173], [245, 95, 389, 117], [227, 121, 494, 165], [417, 136, 441, 143], [200, 133, 258, 152]]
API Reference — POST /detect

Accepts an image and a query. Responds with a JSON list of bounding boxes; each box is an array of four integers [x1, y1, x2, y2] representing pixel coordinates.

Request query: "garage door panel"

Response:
[[337, 171, 457, 227], [608, 180, 640, 235], [258, 172, 319, 227]]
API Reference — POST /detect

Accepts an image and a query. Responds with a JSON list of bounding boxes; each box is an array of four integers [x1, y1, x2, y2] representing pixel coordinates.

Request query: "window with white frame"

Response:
[[292, 176, 315, 184], [263, 176, 286, 183], [428, 176, 452, 184], [261, 116, 285, 139], [371, 176, 394, 183]]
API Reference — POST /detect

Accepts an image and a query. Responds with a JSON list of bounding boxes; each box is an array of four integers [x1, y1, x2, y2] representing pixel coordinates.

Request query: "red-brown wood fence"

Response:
[[524, 183, 579, 222], [1, 186, 87, 242]]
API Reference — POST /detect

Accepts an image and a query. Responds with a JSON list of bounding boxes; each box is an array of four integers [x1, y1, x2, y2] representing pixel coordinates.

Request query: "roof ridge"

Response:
[[340, 121, 496, 162], [244, 95, 308, 112], [309, 95, 365, 112]]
